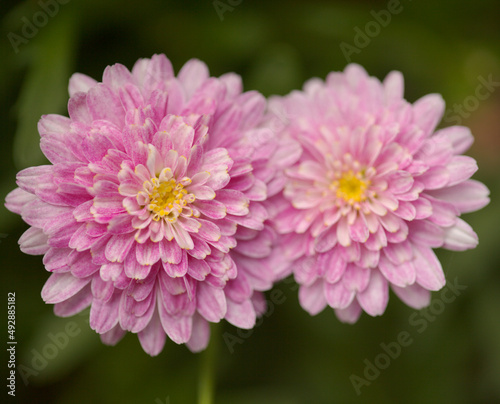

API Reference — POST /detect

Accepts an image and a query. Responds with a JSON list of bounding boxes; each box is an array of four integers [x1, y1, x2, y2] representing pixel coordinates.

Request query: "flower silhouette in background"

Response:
[[5, 54, 298, 355], [270, 64, 490, 322]]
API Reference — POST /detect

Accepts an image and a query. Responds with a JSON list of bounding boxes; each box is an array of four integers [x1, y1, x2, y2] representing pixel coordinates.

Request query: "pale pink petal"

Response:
[[335, 300, 362, 324], [356, 270, 389, 316], [378, 256, 415, 287], [186, 313, 210, 353], [442, 218, 478, 251], [53, 285, 92, 317], [428, 179, 489, 213], [197, 283, 227, 322], [298, 279, 327, 315], [225, 299, 256, 329], [19, 227, 49, 255], [69, 73, 98, 97], [42, 273, 90, 303], [324, 281, 355, 309], [414, 246, 445, 291], [391, 283, 431, 309], [137, 309, 166, 356]]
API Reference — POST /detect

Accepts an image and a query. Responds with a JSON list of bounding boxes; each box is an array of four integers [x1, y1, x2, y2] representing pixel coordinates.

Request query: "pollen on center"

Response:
[[333, 170, 369, 204], [142, 169, 195, 222]]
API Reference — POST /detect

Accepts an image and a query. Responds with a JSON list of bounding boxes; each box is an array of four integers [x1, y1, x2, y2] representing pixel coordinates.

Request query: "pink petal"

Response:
[[324, 281, 355, 309], [294, 256, 318, 286], [197, 219, 221, 242], [215, 189, 249, 216], [225, 299, 256, 329], [159, 239, 183, 264], [90, 292, 121, 333], [356, 270, 389, 316], [100, 324, 126, 346], [5, 187, 37, 214], [186, 236, 211, 260], [383, 240, 413, 265], [136, 240, 161, 265], [87, 83, 125, 128], [434, 125, 473, 154], [69, 73, 98, 97], [378, 256, 415, 287], [19, 227, 49, 255], [394, 200, 416, 221], [195, 200, 227, 219], [349, 214, 369, 243], [187, 258, 211, 281], [162, 256, 188, 278], [42, 272, 90, 303], [342, 264, 370, 292], [412, 93, 445, 135], [171, 224, 194, 250], [53, 285, 92, 317], [391, 283, 431, 309], [418, 166, 449, 190], [159, 311, 192, 345], [124, 250, 151, 280], [186, 313, 210, 353], [383, 70, 404, 105], [298, 279, 327, 315], [178, 59, 209, 99], [414, 246, 445, 291], [335, 300, 362, 324], [446, 156, 477, 187], [138, 309, 166, 356], [428, 180, 489, 214], [197, 283, 227, 322], [337, 216, 351, 247], [105, 234, 135, 263], [409, 220, 444, 248], [442, 218, 478, 251], [315, 228, 338, 253]]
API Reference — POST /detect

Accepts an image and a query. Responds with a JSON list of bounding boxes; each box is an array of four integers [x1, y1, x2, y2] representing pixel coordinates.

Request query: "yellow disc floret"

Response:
[[333, 170, 370, 204], [144, 173, 195, 223]]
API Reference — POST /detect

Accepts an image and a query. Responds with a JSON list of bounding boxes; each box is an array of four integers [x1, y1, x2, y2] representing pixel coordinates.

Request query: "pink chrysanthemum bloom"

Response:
[[270, 64, 490, 322], [5, 54, 292, 355]]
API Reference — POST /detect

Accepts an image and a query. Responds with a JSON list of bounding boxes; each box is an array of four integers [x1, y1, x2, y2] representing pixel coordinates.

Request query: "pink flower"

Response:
[[5, 54, 290, 355], [270, 64, 490, 322]]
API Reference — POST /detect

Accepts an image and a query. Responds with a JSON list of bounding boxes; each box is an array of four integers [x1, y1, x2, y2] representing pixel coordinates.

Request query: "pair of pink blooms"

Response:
[[5, 54, 489, 355]]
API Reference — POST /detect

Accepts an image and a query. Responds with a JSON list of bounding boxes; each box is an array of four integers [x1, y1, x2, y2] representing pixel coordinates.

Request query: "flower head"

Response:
[[5, 54, 290, 355], [271, 64, 490, 322]]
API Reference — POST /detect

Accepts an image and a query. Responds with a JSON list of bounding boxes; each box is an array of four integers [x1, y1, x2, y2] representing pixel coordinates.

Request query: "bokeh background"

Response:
[[1, 0, 499, 403]]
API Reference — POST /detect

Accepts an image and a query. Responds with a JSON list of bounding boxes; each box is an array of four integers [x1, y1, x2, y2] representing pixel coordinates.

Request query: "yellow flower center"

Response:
[[334, 171, 369, 203], [146, 177, 195, 222]]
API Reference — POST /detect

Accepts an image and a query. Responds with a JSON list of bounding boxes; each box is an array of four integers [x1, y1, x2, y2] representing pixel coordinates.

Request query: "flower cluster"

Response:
[[5, 54, 298, 355], [270, 64, 490, 322], [5, 56, 488, 355]]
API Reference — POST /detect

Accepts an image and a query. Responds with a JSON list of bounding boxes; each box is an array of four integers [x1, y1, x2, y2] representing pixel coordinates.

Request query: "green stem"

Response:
[[198, 324, 218, 404]]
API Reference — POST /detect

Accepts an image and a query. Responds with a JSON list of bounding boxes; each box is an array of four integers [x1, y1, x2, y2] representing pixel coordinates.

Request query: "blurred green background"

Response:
[[1, 0, 500, 403]]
